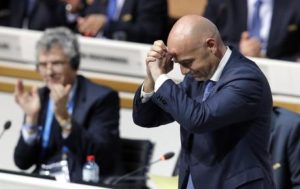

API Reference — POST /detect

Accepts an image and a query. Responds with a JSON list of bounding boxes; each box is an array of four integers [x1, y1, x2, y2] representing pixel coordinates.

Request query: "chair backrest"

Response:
[[103, 138, 154, 188], [120, 138, 154, 175]]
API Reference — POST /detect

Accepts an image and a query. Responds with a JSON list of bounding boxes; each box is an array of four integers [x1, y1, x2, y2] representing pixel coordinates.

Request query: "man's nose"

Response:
[[45, 63, 54, 74]]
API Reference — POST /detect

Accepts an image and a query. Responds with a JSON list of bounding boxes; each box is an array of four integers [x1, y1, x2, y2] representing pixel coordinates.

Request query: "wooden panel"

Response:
[[0, 65, 41, 80], [168, 0, 207, 18], [0, 65, 140, 93], [0, 81, 15, 93], [273, 101, 300, 114], [90, 78, 139, 93]]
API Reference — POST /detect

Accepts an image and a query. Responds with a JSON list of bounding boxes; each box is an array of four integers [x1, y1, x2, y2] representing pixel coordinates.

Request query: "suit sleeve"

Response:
[[152, 72, 268, 133], [14, 133, 40, 170], [102, 0, 168, 43], [133, 85, 174, 127], [287, 120, 300, 188]]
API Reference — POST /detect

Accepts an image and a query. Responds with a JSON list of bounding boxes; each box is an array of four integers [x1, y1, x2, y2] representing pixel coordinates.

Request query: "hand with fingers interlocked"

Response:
[[146, 40, 174, 82]]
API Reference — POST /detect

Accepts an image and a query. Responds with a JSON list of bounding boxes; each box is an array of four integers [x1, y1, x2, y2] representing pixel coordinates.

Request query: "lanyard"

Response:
[[41, 98, 74, 149]]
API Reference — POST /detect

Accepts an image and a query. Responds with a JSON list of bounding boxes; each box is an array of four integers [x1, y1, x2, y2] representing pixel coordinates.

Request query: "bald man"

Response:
[[132, 15, 275, 189]]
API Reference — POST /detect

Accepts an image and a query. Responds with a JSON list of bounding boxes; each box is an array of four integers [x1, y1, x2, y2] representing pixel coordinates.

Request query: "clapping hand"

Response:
[[14, 80, 41, 125], [49, 84, 72, 126]]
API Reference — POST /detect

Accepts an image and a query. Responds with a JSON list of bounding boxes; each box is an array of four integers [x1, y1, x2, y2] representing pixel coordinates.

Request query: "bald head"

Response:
[[167, 15, 224, 53]]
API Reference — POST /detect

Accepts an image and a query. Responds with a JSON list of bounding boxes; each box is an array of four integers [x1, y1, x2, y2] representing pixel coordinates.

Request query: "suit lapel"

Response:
[[118, 0, 134, 22], [267, 0, 282, 53], [71, 76, 87, 126], [237, 0, 248, 30]]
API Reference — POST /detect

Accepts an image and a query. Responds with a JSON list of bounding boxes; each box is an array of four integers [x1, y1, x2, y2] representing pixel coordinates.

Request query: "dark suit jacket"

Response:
[[204, 0, 300, 61], [7, 0, 67, 30], [100, 0, 168, 44], [0, 0, 10, 26], [133, 48, 274, 189], [269, 107, 300, 189], [14, 75, 121, 182]]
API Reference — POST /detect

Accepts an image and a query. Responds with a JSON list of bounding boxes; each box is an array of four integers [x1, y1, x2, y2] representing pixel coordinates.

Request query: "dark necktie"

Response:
[[202, 80, 216, 101], [249, 0, 263, 38], [26, 0, 36, 16], [107, 0, 117, 21]]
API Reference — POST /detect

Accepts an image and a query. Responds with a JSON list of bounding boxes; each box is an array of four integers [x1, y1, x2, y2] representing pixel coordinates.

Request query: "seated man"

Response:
[[74, 0, 169, 44], [270, 106, 300, 189], [7, 0, 66, 30], [204, 0, 300, 61], [0, 0, 10, 26], [14, 27, 121, 182]]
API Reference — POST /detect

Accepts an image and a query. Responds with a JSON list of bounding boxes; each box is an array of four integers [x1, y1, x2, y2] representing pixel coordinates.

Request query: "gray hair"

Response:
[[36, 27, 80, 70]]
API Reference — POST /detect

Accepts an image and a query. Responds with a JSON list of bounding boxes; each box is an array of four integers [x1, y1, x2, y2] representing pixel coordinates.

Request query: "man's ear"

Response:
[[206, 38, 216, 54]]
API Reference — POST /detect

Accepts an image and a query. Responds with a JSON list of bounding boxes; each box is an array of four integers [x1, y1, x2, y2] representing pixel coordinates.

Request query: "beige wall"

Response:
[[168, 0, 207, 18]]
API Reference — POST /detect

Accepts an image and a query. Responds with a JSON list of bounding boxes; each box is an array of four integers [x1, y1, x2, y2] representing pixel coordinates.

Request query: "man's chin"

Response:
[[193, 76, 205, 81], [46, 80, 62, 87]]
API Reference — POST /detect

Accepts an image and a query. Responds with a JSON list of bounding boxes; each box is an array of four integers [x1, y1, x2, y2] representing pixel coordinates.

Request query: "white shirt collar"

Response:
[[210, 47, 232, 82]]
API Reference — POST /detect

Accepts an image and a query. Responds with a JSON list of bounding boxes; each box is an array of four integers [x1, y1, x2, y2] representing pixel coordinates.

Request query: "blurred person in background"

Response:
[[74, 0, 169, 43], [7, 0, 66, 30], [13, 27, 121, 182], [6, 0, 169, 44], [0, 0, 10, 26], [6, 0, 99, 31], [270, 107, 300, 189], [204, 0, 300, 62]]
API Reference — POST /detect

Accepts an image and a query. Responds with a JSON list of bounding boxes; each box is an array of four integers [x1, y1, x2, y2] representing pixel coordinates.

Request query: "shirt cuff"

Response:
[[154, 74, 169, 92], [21, 124, 39, 145], [140, 84, 154, 103]]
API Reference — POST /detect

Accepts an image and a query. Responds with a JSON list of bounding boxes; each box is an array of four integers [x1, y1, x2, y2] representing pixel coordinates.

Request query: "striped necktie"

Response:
[[202, 80, 216, 101], [249, 0, 263, 38], [107, 0, 117, 21]]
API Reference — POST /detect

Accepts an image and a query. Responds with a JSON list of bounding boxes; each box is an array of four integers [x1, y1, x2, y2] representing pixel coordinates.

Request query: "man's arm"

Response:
[[287, 120, 300, 188], [152, 70, 267, 133], [133, 85, 174, 127], [14, 131, 40, 170], [14, 81, 41, 170]]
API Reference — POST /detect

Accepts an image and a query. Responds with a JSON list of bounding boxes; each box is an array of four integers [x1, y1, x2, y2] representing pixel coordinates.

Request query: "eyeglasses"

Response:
[[37, 60, 67, 73]]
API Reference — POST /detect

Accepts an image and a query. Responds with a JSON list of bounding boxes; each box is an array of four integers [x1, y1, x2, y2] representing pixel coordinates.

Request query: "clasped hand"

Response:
[[146, 40, 174, 82]]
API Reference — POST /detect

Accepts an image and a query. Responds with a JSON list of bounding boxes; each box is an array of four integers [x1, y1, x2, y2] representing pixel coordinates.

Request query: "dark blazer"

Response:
[[0, 0, 10, 26], [101, 0, 168, 44], [7, 0, 67, 30], [204, 0, 300, 61], [269, 107, 300, 189], [133, 48, 274, 189], [14, 75, 121, 182]]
